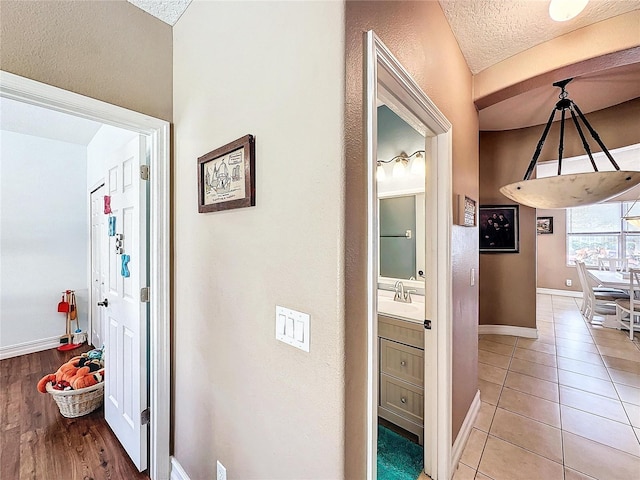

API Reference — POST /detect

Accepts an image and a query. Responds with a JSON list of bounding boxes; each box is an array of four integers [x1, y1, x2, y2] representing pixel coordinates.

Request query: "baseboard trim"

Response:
[[0, 336, 61, 360], [171, 456, 191, 480], [537, 287, 582, 298], [478, 325, 538, 338], [451, 390, 481, 474]]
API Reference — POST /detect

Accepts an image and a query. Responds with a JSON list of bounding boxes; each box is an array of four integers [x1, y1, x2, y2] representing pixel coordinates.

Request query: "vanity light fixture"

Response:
[[376, 150, 426, 182], [410, 151, 425, 176], [549, 0, 588, 22], [376, 161, 387, 182], [392, 155, 408, 178], [499, 78, 640, 209]]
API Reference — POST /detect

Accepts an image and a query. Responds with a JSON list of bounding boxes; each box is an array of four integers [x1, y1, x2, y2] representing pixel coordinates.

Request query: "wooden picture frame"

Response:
[[479, 205, 519, 253], [457, 194, 477, 227], [198, 134, 255, 213], [537, 216, 554, 235]]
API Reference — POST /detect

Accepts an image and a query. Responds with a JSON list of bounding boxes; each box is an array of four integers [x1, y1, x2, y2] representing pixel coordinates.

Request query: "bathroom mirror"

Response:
[[379, 193, 425, 281], [377, 104, 426, 285]]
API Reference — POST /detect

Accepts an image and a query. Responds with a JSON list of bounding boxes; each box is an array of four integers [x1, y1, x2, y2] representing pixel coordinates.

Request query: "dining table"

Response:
[[587, 269, 631, 291]]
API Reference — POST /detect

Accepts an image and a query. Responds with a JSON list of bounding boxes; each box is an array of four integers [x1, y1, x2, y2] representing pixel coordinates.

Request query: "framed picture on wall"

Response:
[[536, 216, 554, 235], [479, 205, 519, 253], [197, 134, 255, 213]]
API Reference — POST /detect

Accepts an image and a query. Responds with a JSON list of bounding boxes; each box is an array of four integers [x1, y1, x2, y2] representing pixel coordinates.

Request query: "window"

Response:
[[567, 201, 640, 268]]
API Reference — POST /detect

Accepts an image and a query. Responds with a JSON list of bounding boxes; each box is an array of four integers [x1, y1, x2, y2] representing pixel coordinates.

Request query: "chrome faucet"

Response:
[[393, 281, 405, 301], [394, 281, 416, 303]]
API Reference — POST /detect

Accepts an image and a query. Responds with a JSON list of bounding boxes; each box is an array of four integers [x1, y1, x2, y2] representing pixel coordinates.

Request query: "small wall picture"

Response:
[[479, 205, 519, 253], [537, 216, 554, 235], [198, 134, 255, 213], [457, 194, 477, 227]]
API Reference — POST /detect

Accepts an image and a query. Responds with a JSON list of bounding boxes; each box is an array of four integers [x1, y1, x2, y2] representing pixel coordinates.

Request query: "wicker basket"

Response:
[[45, 381, 104, 418]]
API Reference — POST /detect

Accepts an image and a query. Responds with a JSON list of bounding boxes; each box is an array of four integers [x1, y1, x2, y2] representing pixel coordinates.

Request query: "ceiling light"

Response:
[[549, 0, 588, 22], [500, 78, 640, 209]]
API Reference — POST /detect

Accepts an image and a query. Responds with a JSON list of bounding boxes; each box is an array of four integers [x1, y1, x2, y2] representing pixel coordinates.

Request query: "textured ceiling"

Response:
[[439, 0, 640, 74], [127, 0, 192, 26]]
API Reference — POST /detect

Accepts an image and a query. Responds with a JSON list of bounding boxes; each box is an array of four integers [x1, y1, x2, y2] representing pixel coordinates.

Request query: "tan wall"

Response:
[[0, 0, 172, 121], [345, 1, 479, 476], [536, 98, 640, 292], [172, 1, 345, 479], [474, 11, 640, 101], [481, 99, 640, 327]]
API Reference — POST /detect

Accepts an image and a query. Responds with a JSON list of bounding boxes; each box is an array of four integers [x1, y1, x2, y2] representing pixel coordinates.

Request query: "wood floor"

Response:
[[0, 345, 149, 480]]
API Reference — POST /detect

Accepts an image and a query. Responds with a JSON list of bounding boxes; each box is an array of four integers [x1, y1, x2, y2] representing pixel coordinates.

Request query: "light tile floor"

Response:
[[453, 293, 640, 480]]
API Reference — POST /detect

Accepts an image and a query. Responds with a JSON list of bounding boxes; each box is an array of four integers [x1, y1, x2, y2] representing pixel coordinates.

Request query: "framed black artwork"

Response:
[[479, 205, 519, 253]]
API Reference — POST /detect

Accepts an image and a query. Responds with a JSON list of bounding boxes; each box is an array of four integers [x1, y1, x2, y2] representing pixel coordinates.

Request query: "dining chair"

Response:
[[576, 261, 628, 323], [597, 257, 629, 272], [615, 268, 640, 340]]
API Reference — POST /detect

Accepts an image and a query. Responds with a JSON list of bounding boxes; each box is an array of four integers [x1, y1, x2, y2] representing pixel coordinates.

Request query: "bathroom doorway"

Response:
[[365, 32, 453, 480]]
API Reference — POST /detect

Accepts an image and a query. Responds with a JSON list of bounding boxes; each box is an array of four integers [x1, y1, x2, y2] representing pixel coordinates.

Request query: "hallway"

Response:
[[454, 293, 640, 480]]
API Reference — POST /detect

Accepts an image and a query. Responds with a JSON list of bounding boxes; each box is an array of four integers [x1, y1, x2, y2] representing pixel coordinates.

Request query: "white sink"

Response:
[[378, 296, 424, 321]]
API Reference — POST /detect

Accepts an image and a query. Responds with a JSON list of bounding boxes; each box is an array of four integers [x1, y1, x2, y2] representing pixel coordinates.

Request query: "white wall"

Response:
[[173, 1, 345, 478], [87, 125, 138, 188], [0, 131, 88, 351]]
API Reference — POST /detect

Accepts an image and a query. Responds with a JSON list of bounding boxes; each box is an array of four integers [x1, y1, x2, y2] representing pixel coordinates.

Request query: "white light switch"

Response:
[[276, 306, 310, 352], [294, 320, 304, 342], [277, 314, 286, 335], [286, 316, 294, 337]]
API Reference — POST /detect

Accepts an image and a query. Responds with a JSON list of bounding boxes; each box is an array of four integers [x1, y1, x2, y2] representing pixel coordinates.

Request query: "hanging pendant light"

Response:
[[623, 196, 640, 228], [499, 79, 640, 209]]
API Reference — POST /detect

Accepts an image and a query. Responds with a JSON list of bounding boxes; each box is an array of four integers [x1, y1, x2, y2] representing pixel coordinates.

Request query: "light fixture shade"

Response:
[[392, 159, 406, 178], [623, 216, 640, 228], [500, 171, 640, 209], [376, 162, 386, 182], [549, 0, 588, 22], [411, 153, 425, 176]]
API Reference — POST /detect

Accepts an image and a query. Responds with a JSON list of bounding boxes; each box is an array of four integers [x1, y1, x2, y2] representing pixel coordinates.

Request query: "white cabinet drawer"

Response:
[[380, 373, 424, 425], [378, 315, 424, 349], [380, 338, 424, 387]]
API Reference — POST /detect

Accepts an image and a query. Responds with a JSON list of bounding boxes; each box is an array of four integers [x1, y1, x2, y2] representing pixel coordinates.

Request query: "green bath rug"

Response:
[[377, 424, 423, 480]]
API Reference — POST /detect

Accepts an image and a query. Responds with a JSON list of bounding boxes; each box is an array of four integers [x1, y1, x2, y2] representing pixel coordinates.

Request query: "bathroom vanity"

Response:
[[377, 301, 425, 445]]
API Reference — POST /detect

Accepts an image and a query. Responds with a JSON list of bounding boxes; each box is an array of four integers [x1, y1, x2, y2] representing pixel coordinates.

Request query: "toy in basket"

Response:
[[37, 348, 105, 418]]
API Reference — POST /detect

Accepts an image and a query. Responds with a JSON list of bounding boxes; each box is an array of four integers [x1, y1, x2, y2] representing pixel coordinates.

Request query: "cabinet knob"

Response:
[[400, 360, 406, 366], [400, 397, 407, 404]]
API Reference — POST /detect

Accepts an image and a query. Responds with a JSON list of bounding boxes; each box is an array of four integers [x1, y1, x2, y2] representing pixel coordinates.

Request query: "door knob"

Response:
[[97, 299, 109, 307]]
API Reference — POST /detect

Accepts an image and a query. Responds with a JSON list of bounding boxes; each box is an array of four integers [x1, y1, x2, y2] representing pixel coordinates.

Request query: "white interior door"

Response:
[[101, 135, 148, 471], [90, 185, 106, 348]]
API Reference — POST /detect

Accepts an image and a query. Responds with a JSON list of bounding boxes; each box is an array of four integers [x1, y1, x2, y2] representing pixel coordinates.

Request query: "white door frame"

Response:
[[365, 32, 453, 480], [0, 70, 171, 480]]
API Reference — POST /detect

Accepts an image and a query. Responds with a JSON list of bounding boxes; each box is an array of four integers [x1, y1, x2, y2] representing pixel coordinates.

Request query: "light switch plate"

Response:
[[276, 306, 310, 352]]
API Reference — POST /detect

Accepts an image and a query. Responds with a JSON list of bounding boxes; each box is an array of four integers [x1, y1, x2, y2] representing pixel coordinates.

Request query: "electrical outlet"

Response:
[[565, 279, 572, 287], [217, 461, 227, 480]]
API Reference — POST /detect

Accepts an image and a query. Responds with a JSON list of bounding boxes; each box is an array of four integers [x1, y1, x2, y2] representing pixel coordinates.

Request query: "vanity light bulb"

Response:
[[411, 153, 425, 176], [376, 163, 386, 182], [549, 0, 588, 22], [392, 159, 406, 178]]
